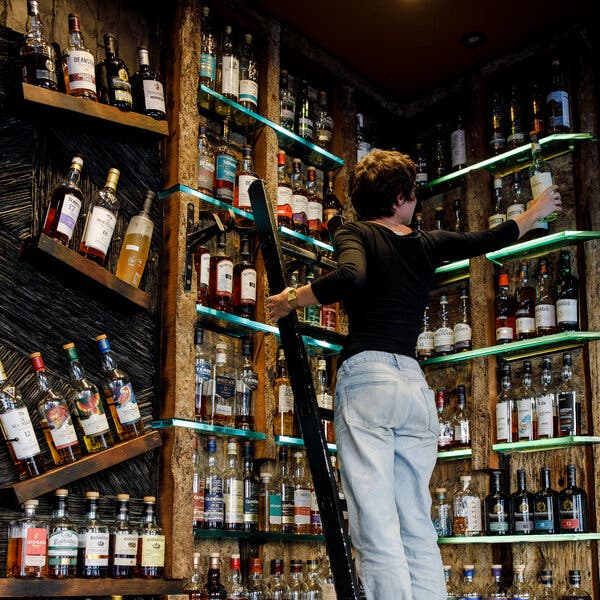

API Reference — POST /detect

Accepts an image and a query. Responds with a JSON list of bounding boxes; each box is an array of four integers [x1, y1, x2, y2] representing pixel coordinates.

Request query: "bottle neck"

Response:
[[116, 501, 130, 521], [541, 470, 551, 490], [26, 10, 43, 41], [85, 500, 99, 520], [68, 358, 84, 381], [34, 368, 50, 392], [24, 506, 37, 518], [54, 498, 68, 518], [100, 351, 116, 372], [142, 504, 156, 525], [67, 167, 81, 187]]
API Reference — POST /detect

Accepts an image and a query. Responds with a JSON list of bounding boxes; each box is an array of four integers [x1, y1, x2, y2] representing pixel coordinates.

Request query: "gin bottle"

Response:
[[431, 487, 453, 537], [483, 564, 508, 599], [459, 565, 482, 599], [507, 564, 533, 600], [558, 570, 591, 600], [444, 565, 458, 600], [235, 337, 258, 430], [203, 435, 224, 529], [452, 475, 482, 536]]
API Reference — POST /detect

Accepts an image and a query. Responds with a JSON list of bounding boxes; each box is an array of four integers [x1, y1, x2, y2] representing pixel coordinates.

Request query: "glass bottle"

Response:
[[130, 46, 166, 119], [233, 234, 257, 319], [211, 342, 236, 427], [536, 358, 557, 439], [452, 196, 465, 233], [495, 269, 516, 344], [202, 552, 227, 599], [489, 176, 506, 229], [530, 80, 546, 138], [61, 12, 97, 100], [47, 489, 78, 578], [273, 347, 295, 437], [434, 294, 454, 356], [546, 58, 571, 134], [556, 251, 579, 331], [432, 487, 453, 538], [96, 33, 132, 110], [136, 496, 165, 578], [267, 558, 290, 599], [109, 493, 138, 578], [508, 564, 533, 600], [452, 474, 482, 536], [246, 557, 267, 599], [195, 235, 211, 306], [489, 91, 506, 155], [484, 470, 510, 535], [214, 120, 237, 205], [199, 6, 217, 89], [30, 351, 81, 465], [296, 79, 314, 142], [291, 158, 309, 235], [20, 0, 58, 90], [515, 261, 536, 340], [414, 142, 429, 187], [528, 131, 558, 222], [416, 305, 435, 359], [288, 559, 308, 600], [277, 149, 293, 228], [242, 440, 259, 532], [537, 570, 556, 600], [188, 551, 204, 599], [277, 446, 296, 534], [316, 90, 334, 152], [459, 565, 481, 599], [258, 472, 280, 532], [495, 361, 515, 443], [322, 172, 342, 242], [292, 450, 311, 534], [79, 167, 120, 265], [306, 166, 323, 239], [95, 334, 144, 440], [223, 438, 244, 531], [315, 357, 335, 444], [41, 156, 84, 246], [203, 435, 224, 529], [218, 25, 239, 102], [209, 232, 234, 313], [533, 466, 558, 534], [433, 206, 446, 231], [454, 286, 472, 352], [451, 384, 470, 449], [279, 69, 296, 132], [511, 468, 534, 534], [304, 266, 321, 326], [507, 170, 526, 220], [192, 434, 205, 530], [239, 33, 258, 111], [436, 389, 453, 452], [356, 113, 371, 162], [507, 84, 526, 149], [515, 360, 536, 441], [557, 353, 580, 436], [558, 464, 588, 533], [63, 342, 114, 453], [234, 146, 257, 227], [444, 565, 458, 600], [226, 553, 248, 599], [450, 112, 467, 171], [305, 559, 323, 599], [235, 337, 258, 430], [432, 122, 447, 178], [534, 258, 557, 336], [9, 499, 48, 578], [115, 189, 155, 288], [483, 564, 508, 599], [558, 570, 591, 600], [77, 491, 109, 578], [198, 125, 215, 195]]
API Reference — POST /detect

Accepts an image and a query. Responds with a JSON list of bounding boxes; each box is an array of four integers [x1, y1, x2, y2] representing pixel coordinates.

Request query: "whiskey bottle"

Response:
[[450, 113, 467, 171], [136, 495, 165, 578], [431, 487, 452, 537], [436, 389, 453, 451], [195, 237, 211, 306], [79, 167, 120, 265], [277, 446, 296, 534], [63, 342, 114, 453], [506, 170, 526, 220], [536, 357, 557, 439], [115, 189, 155, 288], [414, 142, 429, 187], [495, 361, 515, 443], [296, 79, 314, 142], [289, 559, 308, 598], [515, 360, 536, 441], [537, 570, 556, 600], [213, 120, 237, 205], [29, 351, 81, 465], [321, 302, 337, 332], [557, 352, 581, 436], [273, 347, 295, 437], [61, 13, 97, 100], [304, 266, 321, 326], [218, 25, 239, 103], [276, 149, 293, 228], [267, 558, 290, 598], [206, 342, 236, 427], [356, 113, 371, 162], [197, 125, 215, 196], [322, 172, 342, 242], [507, 564, 534, 600], [416, 305, 435, 359], [188, 551, 204, 599], [306, 166, 323, 239], [20, 0, 58, 90], [109, 493, 138, 578], [433, 205, 446, 231], [315, 357, 335, 444], [452, 196, 465, 233], [291, 158, 309, 235], [535, 258, 557, 335], [507, 84, 526, 149], [234, 145, 257, 228], [556, 251, 579, 331], [453, 286, 472, 352], [533, 466, 558, 534], [292, 450, 311, 534], [530, 80, 546, 138], [451, 384, 470, 449], [546, 58, 571, 134], [47, 489, 78, 578], [223, 438, 244, 531], [95, 334, 145, 440], [203, 435, 224, 529], [258, 472, 280, 533], [511, 468, 534, 534], [0, 358, 46, 479], [434, 294, 454, 356], [235, 337, 258, 430], [310, 475, 322, 536], [489, 176, 507, 229], [77, 491, 109, 578], [199, 6, 217, 89], [305, 560, 323, 597], [41, 156, 84, 246], [459, 565, 481, 598], [558, 464, 588, 533], [202, 553, 227, 599], [96, 33, 132, 110], [489, 91, 506, 155], [209, 232, 234, 313], [495, 269, 516, 344], [515, 260, 536, 340], [484, 470, 510, 535], [279, 69, 296, 132], [247, 557, 267, 598], [130, 46, 166, 120], [483, 564, 507, 600], [559, 570, 591, 600], [242, 440, 259, 532], [8, 499, 48, 578], [233, 234, 257, 319], [227, 553, 248, 599], [192, 434, 205, 529], [239, 33, 259, 111], [443, 565, 458, 600], [316, 91, 334, 152], [528, 131, 558, 222], [432, 122, 447, 179]]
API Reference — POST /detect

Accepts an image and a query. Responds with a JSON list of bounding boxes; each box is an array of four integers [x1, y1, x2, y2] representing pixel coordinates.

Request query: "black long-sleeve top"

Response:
[[311, 220, 520, 364]]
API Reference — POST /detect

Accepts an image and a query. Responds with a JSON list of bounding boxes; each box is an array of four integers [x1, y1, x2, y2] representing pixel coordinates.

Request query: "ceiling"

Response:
[[251, 0, 594, 102]]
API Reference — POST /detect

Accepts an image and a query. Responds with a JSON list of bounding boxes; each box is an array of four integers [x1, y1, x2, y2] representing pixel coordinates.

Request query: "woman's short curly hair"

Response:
[[349, 149, 416, 220]]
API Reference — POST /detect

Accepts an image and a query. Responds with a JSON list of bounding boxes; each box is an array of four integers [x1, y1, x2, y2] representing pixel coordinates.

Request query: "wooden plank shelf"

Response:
[[0, 431, 161, 506], [0, 576, 184, 597], [21, 83, 169, 137], [23, 234, 152, 312]]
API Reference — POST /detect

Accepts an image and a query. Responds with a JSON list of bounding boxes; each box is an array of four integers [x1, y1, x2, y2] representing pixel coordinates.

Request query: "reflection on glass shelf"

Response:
[[197, 84, 344, 172], [194, 528, 324, 543], [150, 418, 266, 440], [279, 226, 333, 252], [421, 331, 600, 367], [437, 448, 472, 460], [493, 435, 600, 454], [438, 532, 600, 544], [275, 435, 337, 453]]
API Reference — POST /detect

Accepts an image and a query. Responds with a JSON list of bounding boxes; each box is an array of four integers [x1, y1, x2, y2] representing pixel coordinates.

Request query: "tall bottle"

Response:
[[322, 172, 342, 242], [306, 166, 323, 239], [452, 474, 482, 537], [436, 389, 453, 452], [136, 495, 165, 578], [557, 352, 581, 436], [556, 250, 579, 331], [495, 269, 516, 344], [192, 435, 205, 529], [41, 156, 84, 246], [484, 470, 510, 535], [241, 440, 259, 532], [199, 6, 217, 89], [515, 360, 536, 441], [450, 113, 467, 171], [61, 13, 97, 100], [277, 446, 296, 534], [79, 168, 120, 264], [507, 170, 526, 220], [130, 46, 166, 119], [558, 570, 591, 600], [279, 70, 296, 132], [109, 493, 138, 578], [489, 91, 506, 155], [454, 286, 472, 352], [291, 158, 309, 235], [507, 84, 526, 149], [209, 233, 234, 313], [434, 294, 454, 356], [273, 348, 295, 437], [77, 491, 109, 578], [515, 261, 536, 340], [432, 122, 447, 178], [115, 190, 155, 287], [489, 176, 506, 229], [416, 305, 435, 359], [507, 564, 533, 600], [203, 436, 224, 530], [239, 33, 258, 111], [495, 361, 515, 443], [209, 342, 236, 427], [431, 487, 453, 538], [533, 466, 558, 534], [296, 79, 314, 142], [223, 438, 244, 531], [197, 125, 215, 196], [235, 337, 258, 430], [528, 131, 558, 222], [483, 564, 508, 600], [546, 58, 571, 134], [292, 450, 311, 534], [233, 234, 257, 319], [558, 464, 588, 533], [511, 469, 534, 534], [535, 258, 557, 335], [315, 357, 335, 443], [47, 489, 78, 578], [195, 234, 211, 306], [234, 146, 257, 228], [530, 80, 546, 138], [213, 120, 237, 205], [451, 384, 470, 449], [218, 25, 239, 103], [414, 142, 428, 187], [8, 499, 48, 578], [258, 472, 280, 533], [276, 149, 293, 228], [315, 90, 334, 152], [536, 357, 557, 439], [96, 33, 133, 110]]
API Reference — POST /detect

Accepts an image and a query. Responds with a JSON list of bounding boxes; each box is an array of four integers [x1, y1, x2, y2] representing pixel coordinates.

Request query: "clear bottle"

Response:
[[546, 58, 571, 134], [77, 491, 109, 578], [495, 361, 515, 443], [507, 84, 526, 149], [192, 434, 205, 530], [246, 557, 267, 599], [209, 232, 234, 313], [209, 342, 236, 427], [304, 266, 321, 326], [432, 122, 447, 178], [277, 446, 296, 534], [235, 337, 258, 430], [515, 360, 536, 441], [305, 559, 323, 599], [242, 440, 259, 532], [79, 168, 120, 265], [511, 468, 534, 534], [291, 158, 309, 235], [356, 113, 371, 163], [537, 570, 556, 600], [431, 487, 453, 537], [507, 170, 526, 220], [213, 120, 237, 205], [109, 493, 138, 578], [450, 112, 467, 171], [63, 342, 114, 453], [536, 359, 557, 439], [136, 495, 165, 578], [47, 489, 78, 578], [451, 384, 470, 449], [199, 6, 217, 89], [193, 327, 211, 423], [233, 234, 257, 319], [452, 475, 482, 536], [533, 466, 558, 534], [558, 570, 591, 600], [489, 176, 506, 229], [203, 435, 224, 529], [8, 499, 48, 578], [528, 131, 558, 222], [484, 470, 510, 535], [483, 564, 508, 599], [130, 46, 166, 119], [267, 558, 290, 600], [115, 190, 155, 288], [495, 269, 517, 345], [223, 438, 244, 531], [436, 389, 453, 452], [292, 450, 312, 534], [558, 464, 588, 533], [557, 352, 581, 436], [489, 91, 506, 155], [202, 552, 228, 599], [515, 261, 537, 340], [443, 565, 458, 600], [296, 79, 314, 142], [96, 33, 133, 110], [416, 305, 435, 359], [95, 334, 144, 440], [321, 557, 337, 600], [277, 149, 293, 228], [197, 125, 215, 195], [508, 564, 533, 599], [434, 294, 454, 356], [315, 91, 334, 152], [188, 551, 204, 599], [61, 12, 97, 100], [218, 25, 239, 103], [239, 33, 258, 111], [288, 559, 308, 600], [227, 553, 248, 599], [306, 166, 323, 239], [258, 472, 281, 532], [459, 565, 481, 598], [414, 142, 429, 187], [279, 70, 296, 132], [535, 258, 557, 336], [322, 172, 342, 242], [273, 347, 295, 437], [556, 251, 579, 332], [315, 357, 335, 444], [234, 146, 258, 228], [454, 287, 472, 352]]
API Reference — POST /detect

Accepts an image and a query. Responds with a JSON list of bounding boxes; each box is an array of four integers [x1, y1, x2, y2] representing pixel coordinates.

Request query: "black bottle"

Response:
[[510, 468, 534, 534], [96, 33, 133, 110], [485, 470, 511, 535], [558, 464, 588, 533], [130, 46, 166, 120], [533, 466, 558, 534]]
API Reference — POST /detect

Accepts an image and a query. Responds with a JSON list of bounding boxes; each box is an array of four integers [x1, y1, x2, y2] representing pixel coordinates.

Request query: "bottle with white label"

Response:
[[488, 176, 506, 229], [197, 125, 215, 196], [556, 250, 579, 332], [209, 232, 234, 313], [218, 25, 239, 102], [279, 69, 296, 132], [536, 357, 556, 439], [315, 90, 334, 152], [223, 439, 244, 531], [235, 337, 258, 431], [434, 294, 455, 356], [208, 342, 236, 428], [61, 13, 97, 100], [77, 491, 109, 578], [450, 112, 467, 171], [453, 287, 472, 352], [495, 361, 515, 443], [315, 357, 334, 443], [48, 489, 78, 578], [273, 347, 295, 437], [136, 495, 165, 578], [515, 360, 536, 441], [79, 168, 120, 265], [452, 475, 482, 536], [7, 499, 48, 578], [293, 450, 311, 534], [130, 46, 166, 120], [528, 130, 558, 222], [416, 305, 435, 359], [234, 145, 257, 228], [109, 493, 138, 578], [535, 257, 557, 335], [507, 170, 526, 220], [546, 58, 571, 134]]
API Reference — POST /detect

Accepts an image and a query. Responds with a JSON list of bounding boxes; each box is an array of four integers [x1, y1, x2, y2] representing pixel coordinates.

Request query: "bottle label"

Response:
[[487, 506, 510, 533], [432, 504, 452, 537], [65, 50, 96, 92], [239, 79, 258, 107], [304, 305, 321, 326], [465, 496, 482, 533], [416, 330, 435, 353], [75, 392, 111, 436], [82, 531, 109, 566], [513, 512, 533, 533], [240, 268, 257, 302], [140, 534, 165, 567], [357, 141, 371, 162], [298, 116, 313, 137], [278, 384, 294, 412], [450, 129, 467, 168], [322, 581, 337, 600], [316, 391, 333, 410], [56, 193, 82, 239], [214, 374, 235, 409], [198, 156, 215, 191], [48, 529, 78, 565], [111, 77, 132, 104], [237, 174, 257, 208], [495, 402, 510, 442], [216, 259, 234, 295], [193, 483, 205, 524], [215, 154, 237, 187], [124, 215, 153, 239], [142, 80, 166, 113], [307, 200, 323, 224], [293, 489, 311, 525], [454, 420, 470, 445], [434, 327, 454, 353], [0, 407, 41, 460], [534, 501, 555, 532], [292, 194, 308, 226], [496, 326, 514, 343], [488, 213, 507, 229], [516, 317, 536, 336], [204, 475, 224, 521], [221, 56, 239, 97], [517, 398, 534, 439], [527, 200, 550, 231], [546, 90, 570, 128], [536, 393, 555, 437], [82, 206, 117, 256], [317, 124, 333, 143], [281, 484, 295, 525], [506, 203, 525, 219], [558, 391, 577, 435], [243, 481, 259, 523], [530, 171, 553, 199], [559, 516, 580, 530], [535, 304, 556, 329], [111, 382, 142, 425], [25, 528, 47, 566], [200, 54, 216, 81], [490, 132, 507, 151], [321, 305, 337, 331], [224, 479, 244, 524], [277, 187, 293, 219], [198, 252, 210, 287], [453, 323, 472, 346], [45, 404, 79, 450], [438, 421, 452, 449], [113, 532, 138, 565], [269, 493, 282, 524], [556, 299, 578, 326]]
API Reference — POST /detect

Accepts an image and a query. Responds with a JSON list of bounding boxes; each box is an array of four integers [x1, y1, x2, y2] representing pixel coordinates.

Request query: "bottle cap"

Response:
[[117, 493, 130, 501], [142, 190, 156, 214], [460, 475, 471, 481], [29, 352, 44, 371], [249, 557, 263, 574], [71, 156, 84, 170], [55, 489, 68, 496], [435, 487, 446, 494], [194, 326, 204, 345], [85, 491, 100, 499], [143, 495, 156, 503], [23, 499, 39, 507], [105, 168, 121, 190], [244, 33, 252, 44], [202, 6, 209, 16]]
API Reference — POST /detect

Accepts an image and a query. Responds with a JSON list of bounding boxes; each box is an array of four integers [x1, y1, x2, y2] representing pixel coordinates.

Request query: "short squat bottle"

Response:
[[559, 570, 591, 600]]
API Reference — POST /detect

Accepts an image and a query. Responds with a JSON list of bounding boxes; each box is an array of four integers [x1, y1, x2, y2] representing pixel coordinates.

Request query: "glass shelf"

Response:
[[150, 418, 266, 440], [194, 528, 324, 543], [197, 85, 345, 172], [437, 448, 472, 460], [420, 331, 600, 367], [275, 435, 337, 453], [438, 532, 600, 544], [493, 435, 600, 454]]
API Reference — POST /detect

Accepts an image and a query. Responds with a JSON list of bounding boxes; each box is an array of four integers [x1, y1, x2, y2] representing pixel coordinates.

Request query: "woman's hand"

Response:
[[266, 287, 295, 322], [513, 184, 562, 238]]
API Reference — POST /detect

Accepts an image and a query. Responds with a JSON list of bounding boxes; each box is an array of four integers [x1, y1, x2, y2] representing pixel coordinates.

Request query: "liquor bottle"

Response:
[[288, 559, 308, 599], [241, 440, 259, 532], [533, 466, 558, 534], [202, 553, 227, 598], [195, 237, 211, 306], [515, 261, 536, 340], [130, 46, 166, 119], [291, 158, 309, 235], [95, 334, 144, 440], [239, 33, 258, 111], [226, 553, 247, 599], [321, 302, 337, 332], [197, 125, 215, 197], [416, 305, 435, 359], [489, 91, 506, 155], [320, 557, 337, 600], [234, 146, 257, 227], [309, 472, 322, 536], [495, 269, 516, 344], [96, 33, 133, 110], [559, 570, 591, 600], [235, 337, 258, 430], [276, 150, 293, 228], [192, 435, 205, 529], [483, 564, 508, 600], [537, 570, 556, 600], [214, 120, 237, 205], [199, 6, 217, 89], [451, 384, 470, 449], [558, 464, 588, 532], [557, 352, 581, 436], [223, 438, 244, 531], [292, 450, 311, 534], [266, 558, 290, 599], [432, 487, 453, 537], [316, 90, 334, 152], [414, 142, 429, 187], [436, 389, 453, 451], [530, 80, 546, 138], [534, 258, 557, 335], [61, 13, 97, 100], [305, 560, 323, 599], [210, 342, 237, 427], [452, 196, 465, 233], [279, 70, 296, 132], [414, 208, 424, 230], [443, 565, 458, 600], [529, 131, 558, 222], [233, 235, 257, 319], [536, 357, 557, 439], [277, 446, 295, 534], [507, 564, 533, 600], [495, 362, 515, 443], [218, 25, 239, 103], [432, 122, 447, 179], [556, 251, 579, 331], [452, 474, 482, 536], [454, 287, 472, 352], [434, 294, 454, 356], [20, 0, 58, 90], [546, 58, 571, 134], [450, 113, 467, 170], [296, 79, 314, 142], [489, 177, 506, 229], [273, 347, 295, 437], [515, 360, 536, 441], [79, 168, 120, 265], [356, 113, 371, 162], [484, 470, 510, 535], [188, 551, 204, 599], [0, 358, 46, 479], [47, 489, 78, 578], [433, 206, 446, 231], [322, 172, 342, 241], [304, 266, 321, 326], [209, 233, 234, 313], [507, 170, 526, 220], [77, 491, 109, 578], [306, 166, 323, 239], [30, 351, 81, 465], [246, 557, 267, 599], [258, 472, 279, 532], [7, 499, 48, 578], [203, 436, 224, 529], [41, 156, 85, 246], [459, 565, 481, 599], [331, 454, 349, 534], [109, 493, 138, 578], [315, 357, 335, 444], [507, 84, 526, 149], [136, 495, 165, 578], [511, 468, 534, 534], [115, 189, 156, 287]]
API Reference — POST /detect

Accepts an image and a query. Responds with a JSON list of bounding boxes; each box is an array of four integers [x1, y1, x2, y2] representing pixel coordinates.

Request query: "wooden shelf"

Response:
[[21, 83, 169, 137], [0, 577, 183, 597], [24, 234, 152, 312], [0, 431, 161, 506]]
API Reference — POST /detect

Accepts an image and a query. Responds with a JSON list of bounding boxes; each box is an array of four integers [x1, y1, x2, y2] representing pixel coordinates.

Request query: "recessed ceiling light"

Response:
[[460, 31, 487, 48]]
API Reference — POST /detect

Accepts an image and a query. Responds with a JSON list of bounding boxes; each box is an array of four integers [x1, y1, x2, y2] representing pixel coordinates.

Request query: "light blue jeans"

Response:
[[334, 351, 445, 600]]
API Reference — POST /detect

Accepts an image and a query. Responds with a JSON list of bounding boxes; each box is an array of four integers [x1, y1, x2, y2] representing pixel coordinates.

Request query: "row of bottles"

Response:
[[6, 489, 164, 579], [20, 2, 166, 119], [435, 385, 471, 451], [0, 334, 144, 480]]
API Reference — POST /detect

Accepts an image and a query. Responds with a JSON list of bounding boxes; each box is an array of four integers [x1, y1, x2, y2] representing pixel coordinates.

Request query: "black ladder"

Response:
[[249, 179, 361, 600]]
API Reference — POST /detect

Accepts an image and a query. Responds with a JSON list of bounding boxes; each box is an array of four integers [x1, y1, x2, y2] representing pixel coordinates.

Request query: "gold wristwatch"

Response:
[[287, 287, 298, 310]]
